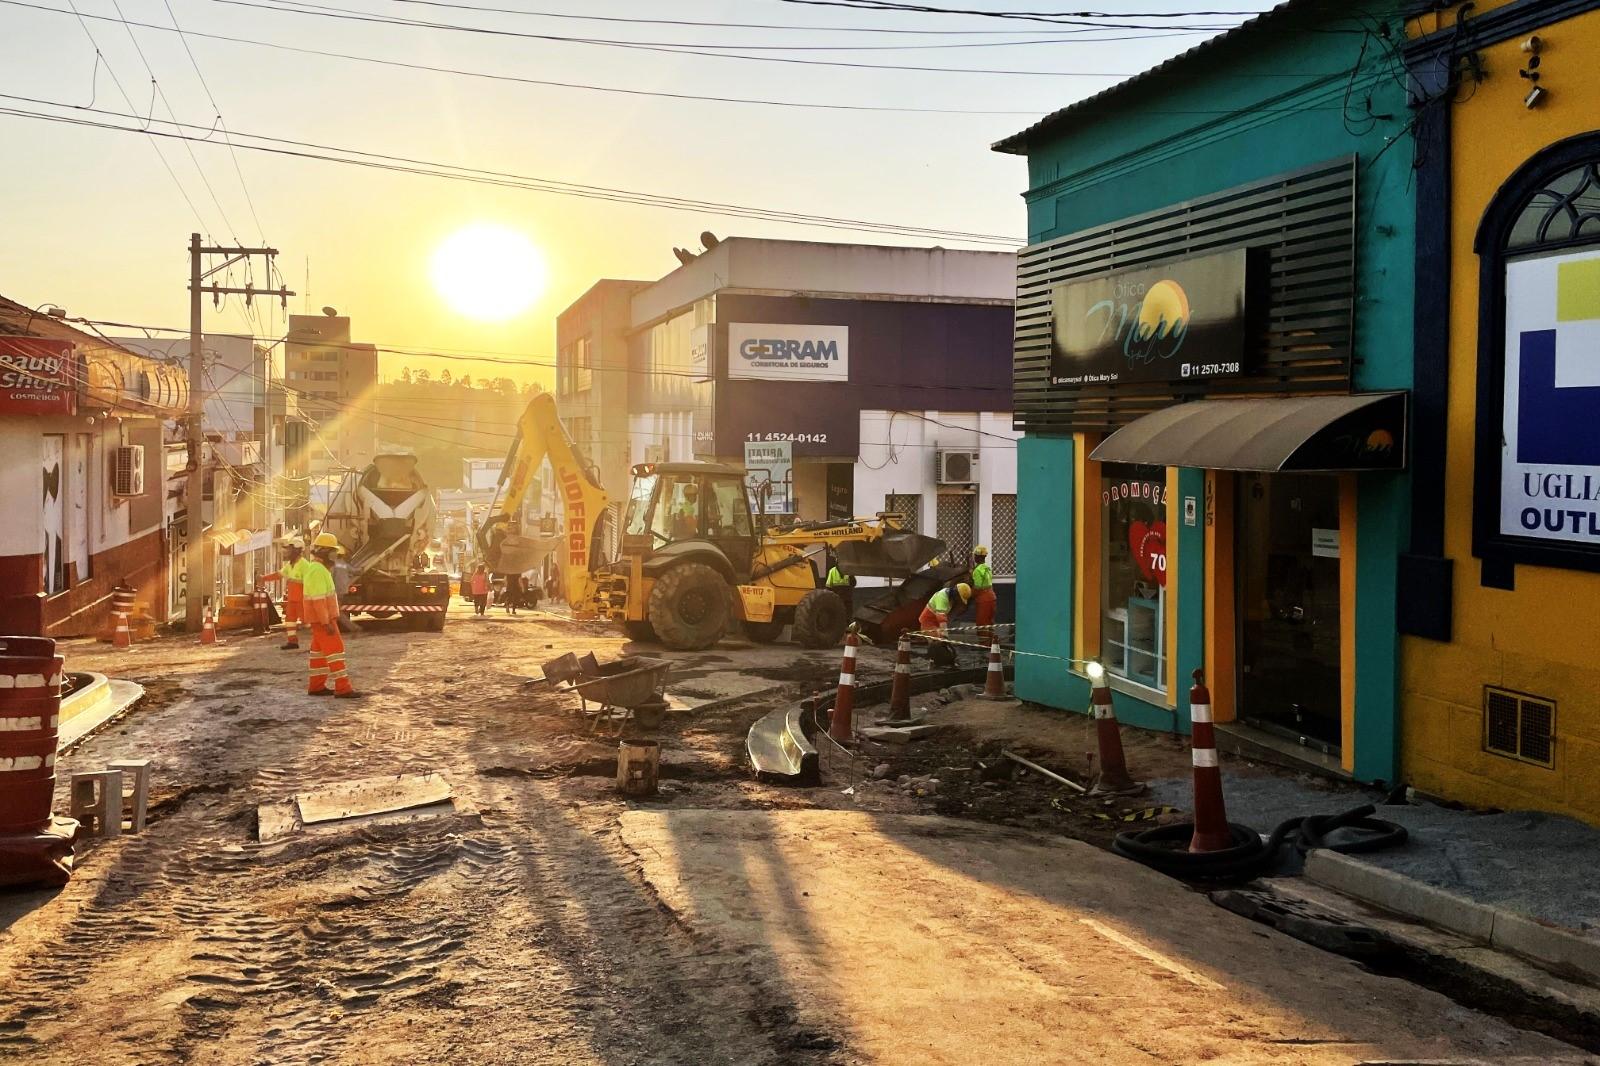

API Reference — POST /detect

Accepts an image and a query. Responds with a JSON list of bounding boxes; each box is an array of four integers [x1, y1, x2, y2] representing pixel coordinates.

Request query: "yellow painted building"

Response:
[[1402, 0, 1600, 819]]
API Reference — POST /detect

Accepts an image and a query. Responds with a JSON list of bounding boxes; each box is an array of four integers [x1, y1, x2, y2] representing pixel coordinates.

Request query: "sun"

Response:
[[431, 224, 547, 322]]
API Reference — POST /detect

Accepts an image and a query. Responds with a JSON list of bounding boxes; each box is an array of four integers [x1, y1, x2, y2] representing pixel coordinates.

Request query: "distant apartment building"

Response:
[[284, 310, 379, 478]]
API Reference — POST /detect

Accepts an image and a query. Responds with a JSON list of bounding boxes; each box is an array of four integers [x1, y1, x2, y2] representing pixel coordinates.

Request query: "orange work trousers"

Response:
[[918, 607, 947, 633], [283, 582, 304, 648], [972, 587, 997, 627], [308, 622, 354, 695]]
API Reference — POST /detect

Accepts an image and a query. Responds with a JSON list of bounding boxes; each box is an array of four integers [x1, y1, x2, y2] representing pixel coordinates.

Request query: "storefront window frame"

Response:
[[1471, 131, 1600, 581], [1097, 461, 1170, 694]]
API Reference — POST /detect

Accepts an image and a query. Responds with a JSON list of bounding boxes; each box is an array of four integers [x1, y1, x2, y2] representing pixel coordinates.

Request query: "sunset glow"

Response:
[[430, 224, 547, 322]]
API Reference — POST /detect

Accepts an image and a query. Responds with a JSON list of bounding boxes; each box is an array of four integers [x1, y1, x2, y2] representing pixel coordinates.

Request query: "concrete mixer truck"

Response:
[[323, 454, 452, 631]]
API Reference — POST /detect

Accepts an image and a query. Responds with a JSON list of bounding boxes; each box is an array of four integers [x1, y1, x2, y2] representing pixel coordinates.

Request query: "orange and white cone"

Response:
[[828, 625, 860, 744], [980, 639, 1007, 701], [111, 611, 131, 650], [1187, 669, 1233, 852], [252, 589, 268, 636], [886, 633, 912, 722], [1089, 669, 1139, 793], [199, 602, 218, 645]]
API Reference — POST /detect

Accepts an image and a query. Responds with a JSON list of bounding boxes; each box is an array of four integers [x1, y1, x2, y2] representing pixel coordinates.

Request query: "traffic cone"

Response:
[[886, 633, 912, 722], [1088, 665, 1139, 793], [252, 589, 268, 636], [111, 611, 131, 650], [980, 639, 1007, 701], [199, 602, 218, 645], [1188, 669, 1233, 852], [828, 625, 860, 744]]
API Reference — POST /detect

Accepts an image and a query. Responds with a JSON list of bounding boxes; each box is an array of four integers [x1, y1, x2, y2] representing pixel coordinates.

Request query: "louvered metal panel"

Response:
[[1015, 157, 1358, 435]]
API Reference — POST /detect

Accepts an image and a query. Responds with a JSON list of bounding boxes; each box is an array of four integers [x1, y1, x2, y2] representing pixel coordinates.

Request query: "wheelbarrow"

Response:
[[566, 656, 672, 736]]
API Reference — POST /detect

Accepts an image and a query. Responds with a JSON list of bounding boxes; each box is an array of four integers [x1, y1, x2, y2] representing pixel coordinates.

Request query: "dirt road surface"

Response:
[[0, 606, 1588, 1064]]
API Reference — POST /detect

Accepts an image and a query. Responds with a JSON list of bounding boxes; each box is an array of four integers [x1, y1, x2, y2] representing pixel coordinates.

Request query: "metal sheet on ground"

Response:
[[295, 773, 452, 825]]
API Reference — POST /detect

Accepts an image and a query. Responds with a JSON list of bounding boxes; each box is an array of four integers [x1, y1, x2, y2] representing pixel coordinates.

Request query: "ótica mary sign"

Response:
[[1500, 251, 1600, 546], [1051, 249, 1255, 386], [0, 338, 76, 414]]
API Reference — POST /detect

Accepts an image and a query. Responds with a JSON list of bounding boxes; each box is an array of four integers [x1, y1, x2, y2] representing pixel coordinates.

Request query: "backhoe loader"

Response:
[[478, 393, 946, 651]]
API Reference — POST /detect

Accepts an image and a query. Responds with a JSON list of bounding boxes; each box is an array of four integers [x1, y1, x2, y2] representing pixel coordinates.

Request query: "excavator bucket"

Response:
[[835, 532, 947, 579], [490, 532, 563, 576]]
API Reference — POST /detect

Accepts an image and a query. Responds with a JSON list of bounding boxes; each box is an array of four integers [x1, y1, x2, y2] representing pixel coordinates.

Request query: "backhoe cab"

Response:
[[594, 462, 945, 652]]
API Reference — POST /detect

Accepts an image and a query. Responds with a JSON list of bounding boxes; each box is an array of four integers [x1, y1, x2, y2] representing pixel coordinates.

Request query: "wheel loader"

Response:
[[478, 393, 947, 651]]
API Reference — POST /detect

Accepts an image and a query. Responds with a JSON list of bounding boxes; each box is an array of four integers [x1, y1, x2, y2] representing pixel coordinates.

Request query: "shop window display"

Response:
[[1100, 463, 1167, 690]]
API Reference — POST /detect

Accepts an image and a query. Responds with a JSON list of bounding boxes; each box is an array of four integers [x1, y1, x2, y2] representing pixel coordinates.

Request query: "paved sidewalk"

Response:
[[1149, 771, 1600, 936]]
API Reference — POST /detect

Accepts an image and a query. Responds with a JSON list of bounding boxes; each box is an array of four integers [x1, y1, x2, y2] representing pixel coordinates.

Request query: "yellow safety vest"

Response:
[[301, 559, 336, 599], [928, 588, 954, 615], [971, 562, 993, 591], [281, 557, 306, 585], [827, 566, 851, 588]]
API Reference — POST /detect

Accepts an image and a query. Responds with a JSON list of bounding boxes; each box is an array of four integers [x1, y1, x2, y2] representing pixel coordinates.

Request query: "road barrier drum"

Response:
[[0, 636, 64, 834]]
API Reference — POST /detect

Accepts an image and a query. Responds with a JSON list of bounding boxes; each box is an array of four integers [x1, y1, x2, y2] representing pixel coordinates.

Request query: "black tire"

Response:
[[792, 588, 849, 649], [623, 620, 657, 643], [425, 610, 446, 633], [743, 618, 786, 643], [647, 562, 730, 651]]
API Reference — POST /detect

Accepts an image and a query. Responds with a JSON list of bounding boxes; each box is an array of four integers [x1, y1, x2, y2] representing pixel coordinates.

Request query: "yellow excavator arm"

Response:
[[477, 392, 609, 614]]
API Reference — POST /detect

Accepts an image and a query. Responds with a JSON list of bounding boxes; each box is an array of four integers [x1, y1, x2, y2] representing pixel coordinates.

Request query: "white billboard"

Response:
[[728, 323, 848, 382], [1500, 251, 1600, 546], [743, 439, 793, 515]]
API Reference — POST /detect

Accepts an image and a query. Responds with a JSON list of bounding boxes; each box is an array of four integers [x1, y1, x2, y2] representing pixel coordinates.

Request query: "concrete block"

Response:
[[108, 759, 151, 833], [1303, 850, 1496, 942], [69, 769, 123, 839], [859, 724, 943, 745], [1490, 909, 1600, 983]]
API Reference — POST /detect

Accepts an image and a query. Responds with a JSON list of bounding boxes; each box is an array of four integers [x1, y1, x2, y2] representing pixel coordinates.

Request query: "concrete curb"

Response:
[[1305, 850, 1600, 983]]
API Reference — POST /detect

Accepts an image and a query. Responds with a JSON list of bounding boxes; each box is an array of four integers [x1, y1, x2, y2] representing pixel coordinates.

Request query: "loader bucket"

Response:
[[835, 532, 947, 579], [491, 532, 562, 576]]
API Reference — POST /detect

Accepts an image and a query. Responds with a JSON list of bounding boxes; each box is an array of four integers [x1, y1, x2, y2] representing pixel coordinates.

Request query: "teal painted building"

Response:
[[996, 0, 1415, 783]]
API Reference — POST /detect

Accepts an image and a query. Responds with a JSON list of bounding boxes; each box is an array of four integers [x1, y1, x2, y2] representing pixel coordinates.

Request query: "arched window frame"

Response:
[[1472, 131, 1600, 579]]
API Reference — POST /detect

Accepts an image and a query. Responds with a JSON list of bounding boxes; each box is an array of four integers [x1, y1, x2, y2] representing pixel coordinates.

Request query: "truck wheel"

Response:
[[743, 619, 786, 644], [426, 610, 446, 633], [647, 562, 729, 651], [623, 620, 657, 643], [792, 589, 849, 649]]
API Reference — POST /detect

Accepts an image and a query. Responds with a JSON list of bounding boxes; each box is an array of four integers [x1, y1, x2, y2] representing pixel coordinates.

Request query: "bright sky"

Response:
[[0, 0, 1276, 387]]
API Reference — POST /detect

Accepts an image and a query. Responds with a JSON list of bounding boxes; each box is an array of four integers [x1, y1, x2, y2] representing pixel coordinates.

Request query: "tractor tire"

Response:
[[742, 618, 786, 644], [647, 562, 730, 651], [623, 620, 657, 643], [792, 588, 849, 649]]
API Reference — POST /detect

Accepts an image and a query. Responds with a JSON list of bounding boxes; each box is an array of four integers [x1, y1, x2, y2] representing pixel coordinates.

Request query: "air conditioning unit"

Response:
[[936, 450, 980, 485], [112, 445, 146, 498]]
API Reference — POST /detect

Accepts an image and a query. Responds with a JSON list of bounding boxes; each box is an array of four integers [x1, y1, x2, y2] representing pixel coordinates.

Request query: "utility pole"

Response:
[[185, 233, 294, 631]]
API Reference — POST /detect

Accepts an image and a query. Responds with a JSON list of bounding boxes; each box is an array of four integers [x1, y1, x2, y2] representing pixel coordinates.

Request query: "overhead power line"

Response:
[[208, 0, 1247, 75], [0, 98, 1024, 245], [775, 0, 1266, 26], [2, 1, 1043, 115], [262, 0, 1210, 48], [307, 0, 1189, 34]]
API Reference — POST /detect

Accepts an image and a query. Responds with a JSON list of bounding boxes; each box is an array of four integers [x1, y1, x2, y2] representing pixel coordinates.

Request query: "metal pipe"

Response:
[[1001, 749, 1087, 793]]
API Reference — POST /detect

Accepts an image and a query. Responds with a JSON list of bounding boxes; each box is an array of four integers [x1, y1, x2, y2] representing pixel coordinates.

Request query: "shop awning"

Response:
[[1089, 392, 1407, 472]]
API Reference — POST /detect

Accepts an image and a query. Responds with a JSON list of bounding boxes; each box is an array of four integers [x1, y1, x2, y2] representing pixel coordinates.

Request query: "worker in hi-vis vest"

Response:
[[262, 536, 307, 650], [969, 545, 997, 632], [919, 582, 971, 634], [825, 551, 856, 616], [303, 533, 357, 698]]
